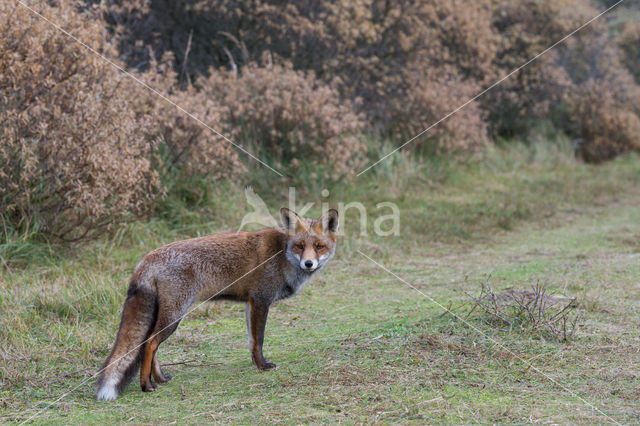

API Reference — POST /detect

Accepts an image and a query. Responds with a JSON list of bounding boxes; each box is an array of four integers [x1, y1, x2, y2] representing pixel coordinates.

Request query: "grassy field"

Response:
[[1, 144, 640, 424]]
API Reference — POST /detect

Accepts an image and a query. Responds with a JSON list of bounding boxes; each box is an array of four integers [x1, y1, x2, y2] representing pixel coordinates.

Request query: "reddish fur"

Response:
[[96, 208, 338, 400]]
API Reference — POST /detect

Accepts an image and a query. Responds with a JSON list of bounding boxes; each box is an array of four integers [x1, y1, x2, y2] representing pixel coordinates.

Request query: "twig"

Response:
[[161, 359, 218, 367], [180, 29, 193, 87], [222, 46, 237, 77], [465, 280, 579, 342]]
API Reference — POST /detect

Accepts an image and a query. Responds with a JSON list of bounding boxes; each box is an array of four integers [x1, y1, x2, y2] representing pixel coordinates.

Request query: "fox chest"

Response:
[[277, 269, 313, 301]]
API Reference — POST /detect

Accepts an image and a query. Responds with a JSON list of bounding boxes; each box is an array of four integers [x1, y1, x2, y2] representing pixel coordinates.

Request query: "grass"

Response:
[[1, 142, 640, 423]]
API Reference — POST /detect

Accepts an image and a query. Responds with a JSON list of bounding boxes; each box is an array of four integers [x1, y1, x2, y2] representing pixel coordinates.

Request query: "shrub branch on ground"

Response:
[[464, 281, 579, 342]]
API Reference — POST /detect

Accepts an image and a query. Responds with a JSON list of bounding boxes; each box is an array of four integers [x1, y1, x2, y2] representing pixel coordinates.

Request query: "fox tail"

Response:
[[96, 278, 157, 401]]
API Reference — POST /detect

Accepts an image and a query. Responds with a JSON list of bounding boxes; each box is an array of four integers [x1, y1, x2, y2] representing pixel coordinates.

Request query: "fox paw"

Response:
[[154, 372, 172, 384], [141, 381, 158, 392], [259, 361, 277, 371]]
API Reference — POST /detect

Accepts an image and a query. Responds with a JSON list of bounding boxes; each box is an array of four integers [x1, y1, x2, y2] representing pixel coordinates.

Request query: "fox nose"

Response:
[[304, 260, 314, 268]]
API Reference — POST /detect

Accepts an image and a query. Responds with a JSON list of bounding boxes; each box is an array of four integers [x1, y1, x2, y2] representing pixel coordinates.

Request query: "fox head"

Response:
[[280, 207, 339, 272]]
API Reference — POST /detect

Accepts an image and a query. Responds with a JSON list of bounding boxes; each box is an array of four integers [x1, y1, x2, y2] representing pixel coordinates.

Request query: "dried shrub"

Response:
[[316, 0, 496, 151], [102, 0, 368, 176], [559, 18, 640, 162], [0, 2, 241, 241], [193, 64, 367, 177], [488, 0, 640, 162], [3, 0, 639, 246], [0, 1, 162, 241], [391, 68, 488, 153], [465, 281, 579, 342], [486, 0, 596, 137], [134, 54, 243, 180], [569, 77, 640, 162], [103, 0, 495, 152], [618, 21, 640, 83], [103, 0, 640, 159]]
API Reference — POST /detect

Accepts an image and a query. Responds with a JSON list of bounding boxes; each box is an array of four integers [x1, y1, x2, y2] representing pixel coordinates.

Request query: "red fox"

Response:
[[96, 208, 338, 400]]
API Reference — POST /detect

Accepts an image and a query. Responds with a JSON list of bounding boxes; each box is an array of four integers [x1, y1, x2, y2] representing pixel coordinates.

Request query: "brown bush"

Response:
[[485, 0, 597, 137], [3, 0, 640, 246], [555, 7, 640, 162], [487, 0, 640, 163], [390, 67, 488, 153], [194, 63, 367, 177], [101, 0, 368, 175], [569, 77, 640, 162], [104, 0, 495, 152], [103, 0, 640, 159], [306, 0, 496, 150], [133, 53, 243, 180], [0, 1, 241, 241], [0, 1, 161, 240], [618, 21, 640, 83], [330, 0, 494, 151]]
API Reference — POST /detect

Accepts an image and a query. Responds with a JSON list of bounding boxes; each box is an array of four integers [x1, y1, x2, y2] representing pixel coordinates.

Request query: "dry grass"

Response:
[[465, 281, 579, 342]]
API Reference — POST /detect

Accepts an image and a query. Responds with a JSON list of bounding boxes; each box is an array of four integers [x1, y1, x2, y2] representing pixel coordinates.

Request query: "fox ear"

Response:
[[280, 207, 305, 233], [319, 208, 339, 235]]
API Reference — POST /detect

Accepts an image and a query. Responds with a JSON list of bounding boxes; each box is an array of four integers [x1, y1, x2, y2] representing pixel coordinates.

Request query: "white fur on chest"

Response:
[[279, 267, 313, 300]]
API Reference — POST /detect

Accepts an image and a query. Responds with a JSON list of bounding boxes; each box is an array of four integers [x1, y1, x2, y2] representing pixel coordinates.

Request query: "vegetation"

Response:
[[1, 0, 640, 423], [2, 0, 640, 243], [2, 142, 640, 423]]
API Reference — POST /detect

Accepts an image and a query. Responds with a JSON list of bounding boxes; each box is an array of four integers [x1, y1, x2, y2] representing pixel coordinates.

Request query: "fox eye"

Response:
[[295, 243, 305, 250], [315, 243, 325, 250]]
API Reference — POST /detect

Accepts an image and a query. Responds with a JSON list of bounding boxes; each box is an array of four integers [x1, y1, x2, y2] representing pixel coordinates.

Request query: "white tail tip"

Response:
[[97, 380, 119, 401]]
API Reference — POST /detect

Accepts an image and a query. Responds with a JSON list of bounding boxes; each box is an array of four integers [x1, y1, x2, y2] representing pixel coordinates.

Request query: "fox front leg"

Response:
[[245, 297, 277, 370]]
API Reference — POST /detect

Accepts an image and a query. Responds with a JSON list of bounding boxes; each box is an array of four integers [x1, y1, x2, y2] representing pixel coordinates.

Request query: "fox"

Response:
[[96, 207, 338, 401]]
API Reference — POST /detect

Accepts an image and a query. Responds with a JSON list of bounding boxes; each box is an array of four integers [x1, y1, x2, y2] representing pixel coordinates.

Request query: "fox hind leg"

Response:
[[152, 354, 171, 384], [140, 319, 180, 392], [140, 339, 159, 392]]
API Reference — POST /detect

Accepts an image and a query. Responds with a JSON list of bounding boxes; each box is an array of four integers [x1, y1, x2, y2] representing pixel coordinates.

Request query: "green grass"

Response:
[[1, 143, 640, 423]]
